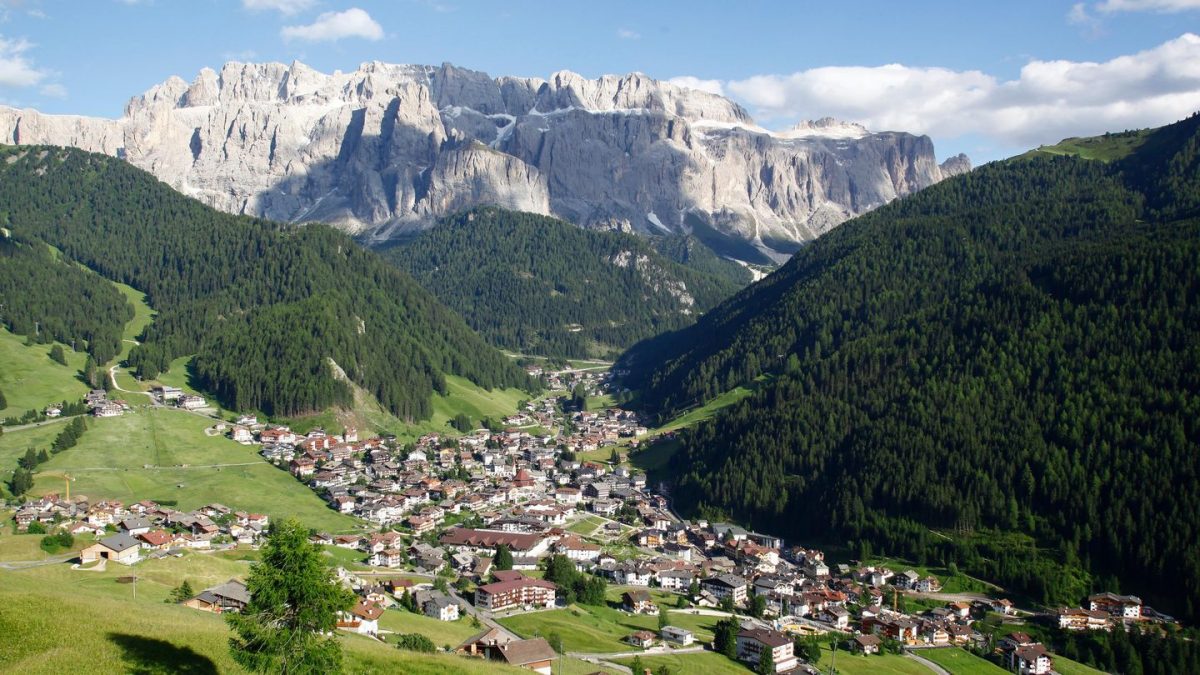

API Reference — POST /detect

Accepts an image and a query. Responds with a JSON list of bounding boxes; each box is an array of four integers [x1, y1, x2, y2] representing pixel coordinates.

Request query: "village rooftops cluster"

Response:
[[14, 493, 268, 565]]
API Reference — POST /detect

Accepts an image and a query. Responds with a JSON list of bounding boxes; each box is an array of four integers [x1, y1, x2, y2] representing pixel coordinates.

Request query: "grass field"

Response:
[[1019, 130, 1151, 163], [917, 647, 1007, 674], [378, 609, 480, 649], [0, 553, 525, 674], [1052, 654, 1108, 675], [0, 407, 360, 531], [568, 516, 604, 536], [652, 383, 757, 435], [112, 281, 155, 365], [0, 328, 90, 418], [613, 650, 749, 675], [815, 645, 929, 675], [498, 603, 720, 654]]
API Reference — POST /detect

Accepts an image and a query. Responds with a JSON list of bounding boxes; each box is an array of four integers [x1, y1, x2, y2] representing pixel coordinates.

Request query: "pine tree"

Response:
[[0, 386, 7, 410], [226, 518, 355, 674], [757, 647, 774, 675], [10, 468, 33, 497], [171, 579, 194, 603], [49, 344, 67, 366], [495, 544, 514, 571], [658, 604, 670, 630]]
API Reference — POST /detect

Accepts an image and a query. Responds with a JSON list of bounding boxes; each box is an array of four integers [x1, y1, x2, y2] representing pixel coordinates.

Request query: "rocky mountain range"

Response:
[[0, 61, 969, 261]]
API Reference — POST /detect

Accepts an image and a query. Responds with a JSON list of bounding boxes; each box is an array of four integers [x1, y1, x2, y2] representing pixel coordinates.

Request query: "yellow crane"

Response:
[[39, 471, 74, 501]]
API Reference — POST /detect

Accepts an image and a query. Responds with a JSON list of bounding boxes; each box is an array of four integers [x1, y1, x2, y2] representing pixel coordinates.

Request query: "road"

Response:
[[108, 365, 155, 399], [0, 553, 76, 570], [1, 415, 73, 432], [905, 650, 953, 675]]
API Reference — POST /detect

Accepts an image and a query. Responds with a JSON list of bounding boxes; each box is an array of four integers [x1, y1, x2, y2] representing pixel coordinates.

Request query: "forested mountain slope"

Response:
[[0, 231, 131, 364], [0, 146, 531, 420], [383, 207, 749, 358], [619, 114, 1200, 620]]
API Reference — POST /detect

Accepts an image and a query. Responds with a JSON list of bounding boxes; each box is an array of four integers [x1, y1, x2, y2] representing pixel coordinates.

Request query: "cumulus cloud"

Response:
[[243, 0, 315, 14], [0, 35, 44, 88], [281, 8, 383, 42], [668, 76, 724, 96], [1096, 0, 1200, 11], [707, 33, 1200, 149], [617, 28, 641, 40]]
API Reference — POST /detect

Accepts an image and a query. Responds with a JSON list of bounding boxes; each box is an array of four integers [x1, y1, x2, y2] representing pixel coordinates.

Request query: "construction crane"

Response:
[[39, 471, 74, 501]]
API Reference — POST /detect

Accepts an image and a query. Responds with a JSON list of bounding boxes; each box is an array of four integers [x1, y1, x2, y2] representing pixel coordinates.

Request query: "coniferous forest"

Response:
[[383, 207, 749, 358], [620, 114, 1200, 622], [0, 231, 131, 363], [0, 146, 533, 419]]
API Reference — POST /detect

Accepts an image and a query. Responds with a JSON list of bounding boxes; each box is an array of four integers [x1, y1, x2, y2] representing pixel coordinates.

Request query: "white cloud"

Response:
[[243, 0, 315, 15], [38, 82, 65, 98], [1096, 0, 1200, 11], [281, 8, 383, 42], [1067, 2, 1104, 36], [710, 33, 1200, 149], [0, 35, 44, 88], [617, 28, 640, 40], [668, 75, 724, 96]]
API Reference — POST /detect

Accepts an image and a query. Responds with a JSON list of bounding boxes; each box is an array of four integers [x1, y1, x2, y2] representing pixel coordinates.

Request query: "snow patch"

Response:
[[646, 212, 670, 233]]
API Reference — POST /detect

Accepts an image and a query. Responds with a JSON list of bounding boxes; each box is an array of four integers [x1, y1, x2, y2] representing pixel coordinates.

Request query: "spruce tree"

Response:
[[226, 518, 355, 674]]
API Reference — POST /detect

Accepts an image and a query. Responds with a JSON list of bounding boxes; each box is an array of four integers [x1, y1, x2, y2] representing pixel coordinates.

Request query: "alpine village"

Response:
[[1, 5, 1199, 675]]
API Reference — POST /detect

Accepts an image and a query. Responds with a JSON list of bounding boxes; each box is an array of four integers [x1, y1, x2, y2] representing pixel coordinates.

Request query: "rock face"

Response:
[[0, 61, 969, 260]]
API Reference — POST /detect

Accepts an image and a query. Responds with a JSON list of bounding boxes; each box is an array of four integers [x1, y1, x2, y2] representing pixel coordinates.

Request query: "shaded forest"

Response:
[[621, 114, 1200, 621], [383, 207, 748, 358]]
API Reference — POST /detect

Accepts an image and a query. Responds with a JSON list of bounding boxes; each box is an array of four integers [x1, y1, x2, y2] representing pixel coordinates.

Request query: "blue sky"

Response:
[[1, 0, 1199, 161]]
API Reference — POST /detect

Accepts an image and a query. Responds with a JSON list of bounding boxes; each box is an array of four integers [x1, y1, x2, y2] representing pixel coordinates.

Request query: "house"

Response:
[[337, 600, 384, 635], [475, 576, 557, 612], [119, 517, 153, 535], [80, 533, 142, 565], [178, 394, 207, 410], [419, 590, 461, 622], [991, 598, 1015, 615], [818, 605, 850, 629], [439, 528, 549, 557], [853, 634, 881, 655], [914, 576, 942, 592], [621, 590, 656, 614], [184, 579, 250, 613], [1089, 592, 1142, 619], [457, 626, 515, 657], [661, 626, 694, 646], [702, 574, 748, 605], [1009, 644, 1053, 675], [895, 570, 920, 589], [493, 638, 556, 675], [370, 548, 403, 568], [1058, 607, 1111, 631], [231, 426, 253, 444], [735, 628, 799, 673], [626, 630, 656, 649], [137, 529, 174, 550]]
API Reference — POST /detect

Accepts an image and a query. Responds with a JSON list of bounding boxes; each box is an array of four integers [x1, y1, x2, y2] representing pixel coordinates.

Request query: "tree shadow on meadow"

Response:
[[107, 632, 218, 675]]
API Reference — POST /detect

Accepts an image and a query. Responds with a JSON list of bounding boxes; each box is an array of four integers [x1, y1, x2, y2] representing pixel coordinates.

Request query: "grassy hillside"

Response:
[[0, 542, 522, 674], [384, 207, 747, 359], [0, 408, 359, 531], [0, 328, 89, 419], [1018, 129, 1151, 162]]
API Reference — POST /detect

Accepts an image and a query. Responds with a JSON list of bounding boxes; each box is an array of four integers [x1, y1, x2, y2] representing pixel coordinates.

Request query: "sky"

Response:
[[0, 0, 1199, 162]]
